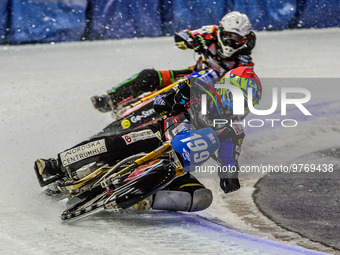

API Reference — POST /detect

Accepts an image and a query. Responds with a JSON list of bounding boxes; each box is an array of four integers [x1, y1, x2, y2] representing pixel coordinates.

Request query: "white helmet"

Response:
[[218, 11, 252, 57]]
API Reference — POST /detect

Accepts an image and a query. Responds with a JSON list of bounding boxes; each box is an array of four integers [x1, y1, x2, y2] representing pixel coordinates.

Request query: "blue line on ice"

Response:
[[178, 213, 329, 255]]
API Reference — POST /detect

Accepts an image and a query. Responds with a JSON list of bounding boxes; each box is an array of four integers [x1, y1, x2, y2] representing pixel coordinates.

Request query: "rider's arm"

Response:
[[215, 124, 245, 193], [174, 25, 218, 51]]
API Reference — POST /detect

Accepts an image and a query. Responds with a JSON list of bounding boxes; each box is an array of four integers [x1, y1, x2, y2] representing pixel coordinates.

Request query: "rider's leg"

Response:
[[92, 68, 195, 112], [151, 173, 213, 212]]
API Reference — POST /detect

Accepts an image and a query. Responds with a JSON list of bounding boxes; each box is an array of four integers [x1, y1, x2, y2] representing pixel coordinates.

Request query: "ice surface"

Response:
[[0, 28, 339, 254]]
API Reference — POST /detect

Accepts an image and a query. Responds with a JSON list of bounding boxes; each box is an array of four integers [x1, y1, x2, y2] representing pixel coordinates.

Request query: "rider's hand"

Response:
[[172, 80, 191, 113], [153, 90, 175, 114], [192, 35, 208, 55], [174, 33, 191, 50], [174, 81, 190, 106], [216, 160, 240, 193], [175, 40, 189, 50], [220, 178, 240, 193]]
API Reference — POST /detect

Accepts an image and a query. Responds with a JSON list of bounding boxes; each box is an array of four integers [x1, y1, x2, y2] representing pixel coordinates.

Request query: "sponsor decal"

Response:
[[178, 30, 190, 40], [124, 168, 146, 182], [235, 145, 241, 153], [173, 117, 180, 124], [222, 60, 236, 70], [238, 139, 243, 146], [60, 139, 107, 167], [155, 131, 162, 140], [124, 160, 156, 182], [179, 79, 190, 89], [171, 122, 191, 138], [239, 55, 251, 65], [199, 25, 214, 34], [122, 129, 157, 145], [232, 123, 243, 135], [207, 133, 217, 144], [121, 119, 131, 129], [182, 148, 190, 162], [207, 56, 224, 76], [130, 109, 155, 123], [164, 114, 188, 140], [154, 98, 165, 106], [208, 43, 217, 55]]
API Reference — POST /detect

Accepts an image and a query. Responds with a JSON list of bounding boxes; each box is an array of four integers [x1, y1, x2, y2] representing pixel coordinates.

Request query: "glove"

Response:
[[153, 90, 175, 114], [215, 158, 240, 193], [174, 33, 191, 50], [220, 178, 240, 193], [192, 35, 208, 54], [175, 41, 189, 50], [174, 80, 190, 106]]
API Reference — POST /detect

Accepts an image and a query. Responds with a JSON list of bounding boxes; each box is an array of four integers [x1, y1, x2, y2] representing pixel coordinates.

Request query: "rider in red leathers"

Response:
[[92, 11, 256, 113]]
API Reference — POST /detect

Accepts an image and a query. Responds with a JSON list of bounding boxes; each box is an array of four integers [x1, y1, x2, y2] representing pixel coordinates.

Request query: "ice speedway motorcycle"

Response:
[[96, 69, 218, 135], [35, 127, 220, 221], [34, 69, 221, 221]]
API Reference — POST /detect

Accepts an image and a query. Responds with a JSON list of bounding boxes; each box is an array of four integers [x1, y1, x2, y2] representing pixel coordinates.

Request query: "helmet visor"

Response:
[[219, 30, 246, 50], [220, 30, 244, 43]]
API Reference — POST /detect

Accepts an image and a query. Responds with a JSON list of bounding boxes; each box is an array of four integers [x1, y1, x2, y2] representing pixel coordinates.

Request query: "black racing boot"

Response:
[[34, 158, 62, 178], [91, 95, 113, 113]]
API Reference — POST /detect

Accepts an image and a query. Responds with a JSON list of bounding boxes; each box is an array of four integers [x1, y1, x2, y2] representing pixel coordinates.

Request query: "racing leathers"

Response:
[[49, 118, 213, 212], [174, 25, 255, 76], [153, 78, 244, 193], [92, 25, 255, 112], [43, 70, 246, 213], [60, 77, 244, 199]]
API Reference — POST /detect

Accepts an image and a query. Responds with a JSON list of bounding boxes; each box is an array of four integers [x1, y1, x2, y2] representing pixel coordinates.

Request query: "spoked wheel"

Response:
[[61, 154, 149, 222], [61, 157, 177, 222]]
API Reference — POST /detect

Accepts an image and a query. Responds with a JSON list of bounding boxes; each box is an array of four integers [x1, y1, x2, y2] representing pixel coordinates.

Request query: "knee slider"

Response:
[[152, 188, 213, 212], [152, 190, 192, 211], [190, 188, 213, 212]]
